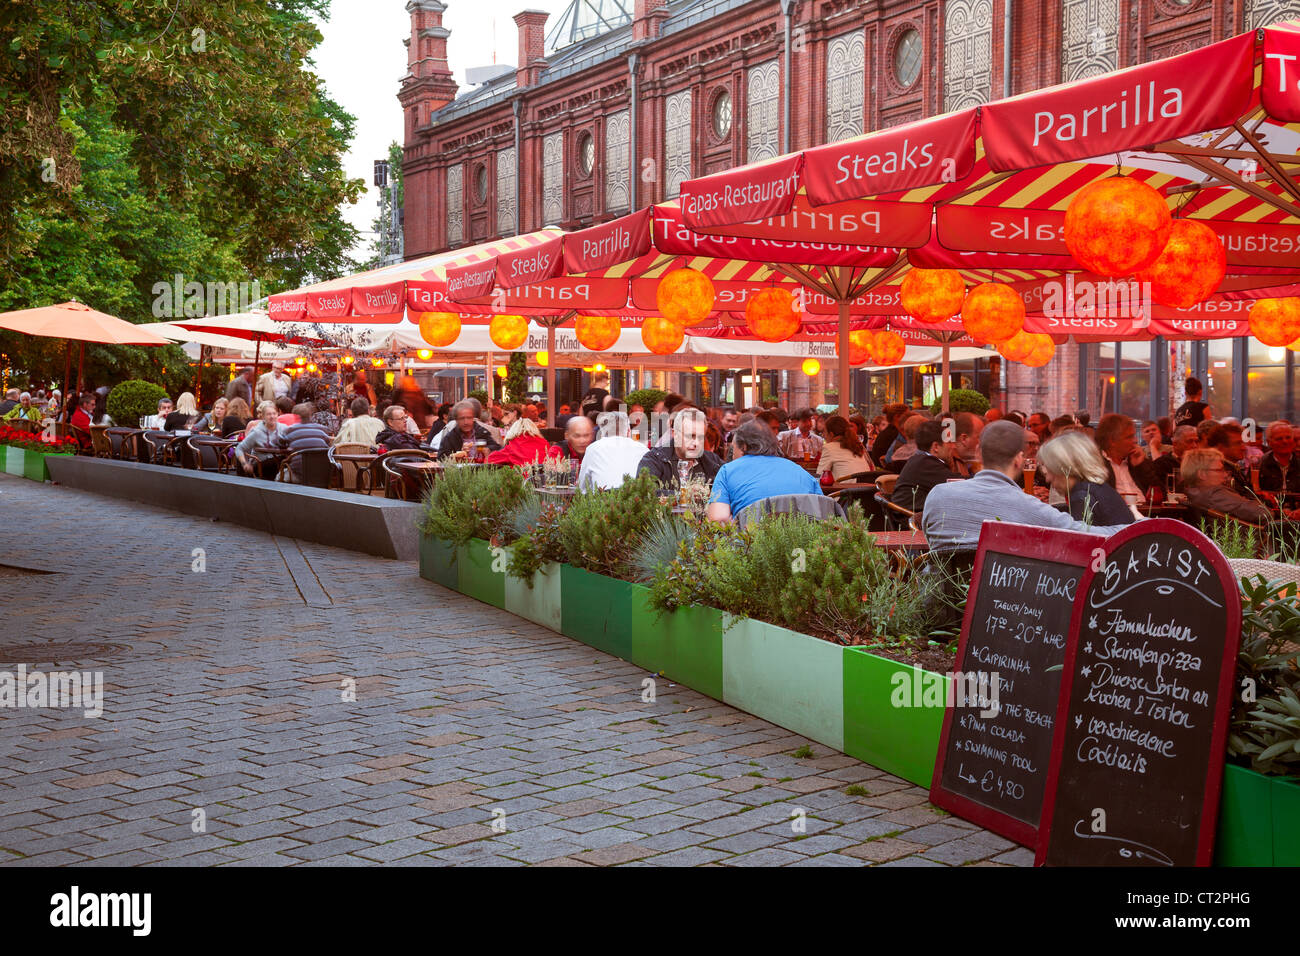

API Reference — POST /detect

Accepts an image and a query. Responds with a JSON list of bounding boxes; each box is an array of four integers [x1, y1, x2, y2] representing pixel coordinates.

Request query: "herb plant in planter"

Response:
[[1231, 574, 1300, 778], [418, 464, 533, 548]]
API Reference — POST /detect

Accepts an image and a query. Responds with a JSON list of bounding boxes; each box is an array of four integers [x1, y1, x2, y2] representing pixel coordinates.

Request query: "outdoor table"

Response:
[[870, 529, 928, 553], [393, 459, 443, 494]]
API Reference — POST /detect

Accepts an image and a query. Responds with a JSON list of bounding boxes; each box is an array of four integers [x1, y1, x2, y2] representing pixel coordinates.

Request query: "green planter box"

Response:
[[723, 617, 845, 753], [418, 534, 459, 590], [1215, 763, 1300, 866], [560, 563, 635, 661], [3, 446, 55, 482], [457, 537, 505, 609], [504, 561, 563, 632], [842, 647, 949, 788], [629, 590, 725, 701]]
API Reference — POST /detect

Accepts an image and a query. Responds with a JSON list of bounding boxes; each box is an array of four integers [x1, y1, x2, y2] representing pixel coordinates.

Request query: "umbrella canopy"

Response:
[[0, 301, 171, 345], [677, 22, 1300, 343]]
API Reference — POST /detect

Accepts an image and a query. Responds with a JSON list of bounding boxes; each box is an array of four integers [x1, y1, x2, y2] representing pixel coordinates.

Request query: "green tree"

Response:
[[505, 352, 528, 403]]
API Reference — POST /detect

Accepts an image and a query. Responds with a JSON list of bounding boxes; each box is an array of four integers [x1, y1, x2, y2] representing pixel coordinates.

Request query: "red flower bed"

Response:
[[0, 425, 78, 455]]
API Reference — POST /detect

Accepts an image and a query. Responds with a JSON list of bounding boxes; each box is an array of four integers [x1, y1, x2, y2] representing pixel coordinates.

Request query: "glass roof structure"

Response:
[[544, 0, 633, 54]]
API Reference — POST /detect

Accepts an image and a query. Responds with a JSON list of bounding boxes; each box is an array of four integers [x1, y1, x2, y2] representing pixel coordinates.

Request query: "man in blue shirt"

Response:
[[707, 419, 820, 522]]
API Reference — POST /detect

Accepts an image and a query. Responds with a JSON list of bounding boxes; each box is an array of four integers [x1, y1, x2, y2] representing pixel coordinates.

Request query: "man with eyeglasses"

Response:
[[374, 405, 424, 451]]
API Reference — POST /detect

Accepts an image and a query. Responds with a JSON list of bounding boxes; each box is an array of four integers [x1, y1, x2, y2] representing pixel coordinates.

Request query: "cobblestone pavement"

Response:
[[0, 475, 1031, 867]]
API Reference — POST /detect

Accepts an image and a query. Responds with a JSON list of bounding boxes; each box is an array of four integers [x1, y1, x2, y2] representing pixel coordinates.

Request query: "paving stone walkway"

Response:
[[0, 475, 1031, 867]]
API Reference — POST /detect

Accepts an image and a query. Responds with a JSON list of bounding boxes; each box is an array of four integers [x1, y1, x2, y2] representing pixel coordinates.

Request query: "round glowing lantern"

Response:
[[656, 268, 715, 326], [537, 351, 549, 367], [997, 329, 1037, 364], [801, 359, 821, 376], [745, 287, 801, 342], [573, 314, 620, 352], [1063, 176, 1172, 277], [370, 358, 384, 368], [417, 311, 461, 348], [641, 315, 684, 355], [900, 269, 966, 324], [416, 349, 432, 360], [833, 329, 873, 366], [1249, 297, 1300, 347], [294, 356, 306, 367], [961, 283, 1025, 345], [1021, 334, 1056, 368], [496, 365, 508, 378], [872, 330, 907, 366], [342, 355, 354, 365], [489, 314, 528, 350], [693, 366, 709, 373], [1134, 219, 1226, 308]]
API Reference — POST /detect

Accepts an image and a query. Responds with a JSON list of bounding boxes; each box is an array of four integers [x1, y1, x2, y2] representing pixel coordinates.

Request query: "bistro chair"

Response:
[[104, 427, 136, 460], [188, 437, 233, 473], [278, 447, 334, 488], [141, 430, 176, 465], [875, 491, 917, 532], [374, 449, 434, 500], [736, 494, 846, 530], [540, 427, 565, 443], [329, 442, 374, 494], [828, 483, 887, 531], [873, 473, 899, 496], [88, 425, 112, 458]]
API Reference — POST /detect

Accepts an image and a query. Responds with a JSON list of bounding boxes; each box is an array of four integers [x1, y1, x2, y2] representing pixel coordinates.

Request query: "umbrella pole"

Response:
[[463, 366, 468, 399], [61, 341, 72, 419], [942, 340, 951, 414], [547, 323, 556, 428], [486, 350, 493, 404], [837, 299, 851, 417], [253, 336, 262, 388]]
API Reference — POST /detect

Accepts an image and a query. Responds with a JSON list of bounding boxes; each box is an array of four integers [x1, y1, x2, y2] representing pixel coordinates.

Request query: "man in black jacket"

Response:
[[1096, 413, 1157, 498], [871, 404, 907, 466], [891, 418, 960, 513], [638, 408, 722, 488]]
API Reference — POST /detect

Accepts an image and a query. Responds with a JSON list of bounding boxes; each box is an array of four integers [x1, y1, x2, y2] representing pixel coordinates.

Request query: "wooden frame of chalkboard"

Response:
[[930, 521, 1104, 848], [1035, 519, 1241, 867]]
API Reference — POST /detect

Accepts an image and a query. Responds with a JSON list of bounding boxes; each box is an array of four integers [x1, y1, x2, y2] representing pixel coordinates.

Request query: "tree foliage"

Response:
[[0, 1, 363, 389]]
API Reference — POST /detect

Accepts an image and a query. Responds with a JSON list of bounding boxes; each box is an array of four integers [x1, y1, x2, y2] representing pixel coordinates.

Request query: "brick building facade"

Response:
[[401, 0, 1300, 420]]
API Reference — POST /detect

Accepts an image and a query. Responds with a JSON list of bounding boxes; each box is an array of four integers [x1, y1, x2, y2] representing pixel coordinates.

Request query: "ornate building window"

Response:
[[496, 147, 515, 237], [747, 60, 780, 163], [825, 31, 865, 143], [445, 163, 463, 248], [578, 131, 595, 177], [1062, 0, 1119, 82], [542, 132, 563, 224], [474, 164, 488, 203], [711, 88, 732, 140], [1245, 0, 1300, 26], [605, 110, 630, 213], [944, 0, 993, 110], [893, 29, 922, 88], [665, 89, 692, 200]]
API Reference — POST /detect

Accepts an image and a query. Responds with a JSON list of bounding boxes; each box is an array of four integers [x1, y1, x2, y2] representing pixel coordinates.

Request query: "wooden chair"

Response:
[[875, 491, 916, 531], [104, 427, 136, 460], [141, 430, 175, 465], [373, 449, 435, 500], [874, 473, 899, 496], [278, 447, 333, 488], [330, 442, 373, 493], [188, 437, 233, 473], [89, 425, 112, 458], [736, 494, 847, 530]]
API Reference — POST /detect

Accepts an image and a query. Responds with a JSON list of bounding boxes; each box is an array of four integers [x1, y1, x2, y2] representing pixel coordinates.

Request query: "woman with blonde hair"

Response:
[[486, 416, 559, 468], [194, 397, 228, 434], [164, 392, 200, 431], [1038, 429, 1135, 526]]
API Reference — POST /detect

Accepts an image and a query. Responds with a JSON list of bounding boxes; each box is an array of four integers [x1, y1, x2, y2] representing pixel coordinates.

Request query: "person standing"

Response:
[[225, 367, 254, 406], [256, 362, 293, 405], [1173, 377, 1212, 427]]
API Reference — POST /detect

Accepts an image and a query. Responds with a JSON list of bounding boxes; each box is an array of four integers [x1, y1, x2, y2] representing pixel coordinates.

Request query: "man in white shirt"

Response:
[[255, 362, 293, 404], [332, 398, 384, 447], [579, 413, 648, 489], [1096, 413, 1157, 500], [778, 407, 825, 460], [145, 397, 174, 430]]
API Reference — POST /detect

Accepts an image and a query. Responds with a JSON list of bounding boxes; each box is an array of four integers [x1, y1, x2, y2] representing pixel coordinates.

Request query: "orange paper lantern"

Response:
[[872, 330, 906, 366], [573, 314, 620, 352], [1021, 334, 1056, 368], [1064, 176, 1172, 277], [962, 283, 1025, 345], [837, 329, 873, 366], [656, 268, 715, 326], [745, 287, 801, 342], [1249, 297, 1300, 347], [998, 329, 1037, 364], [417, 311, 461, 348], [641, 316, 684, 355], [489, 314, 528, 350], [1135, 219, 1226, 308], [900, 269, 966, 324], [537, 351, 549, 367]]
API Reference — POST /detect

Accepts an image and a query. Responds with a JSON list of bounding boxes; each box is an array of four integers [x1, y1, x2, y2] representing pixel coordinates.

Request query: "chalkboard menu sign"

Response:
[[931, 522, 1104, 847], [1037, 520, 1240, 867]]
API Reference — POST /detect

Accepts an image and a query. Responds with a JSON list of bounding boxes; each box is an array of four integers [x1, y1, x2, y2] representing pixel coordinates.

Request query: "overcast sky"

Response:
[[314, 0, 572, 261]]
